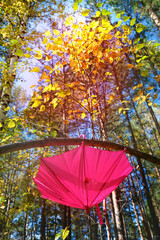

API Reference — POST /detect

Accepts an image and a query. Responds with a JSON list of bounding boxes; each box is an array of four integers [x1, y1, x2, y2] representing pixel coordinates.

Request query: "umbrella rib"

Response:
[[41, 159, 86, 208], [89, 151, 127, 207]]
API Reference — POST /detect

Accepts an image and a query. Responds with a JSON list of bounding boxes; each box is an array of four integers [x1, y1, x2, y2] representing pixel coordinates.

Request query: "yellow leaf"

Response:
[[24, 53, 31, 58], [45, 65, 52, 70], [44, 93, 50, 102], [153, 103, 157, 108], [65, 119, 69, 125], [30, 66, 40, 72], [31, 100, 41, 108], [147, 101, 152, 106], [154, 75, 160, 82], [29, 115, 35, 119], [147, 86, 154, 91], [46, 42, 54, 50], [40, 105, 45, 111], [0, 122, 3, 127], [109, 57, 113, 63], [42, 37, 48, 44], [65, 16, 74, 26], [45, 30, 51, 36], [30, 85, 36, 88], [4, 106, 10, 111], [8, 121, 15, 128], [51, 98, 58, 108], [154, 94, 158, 99], [35, 50, 42, 59], [81, 112, 86, 119], [38, 86, 43, 90], [53, 29, 60, 35]]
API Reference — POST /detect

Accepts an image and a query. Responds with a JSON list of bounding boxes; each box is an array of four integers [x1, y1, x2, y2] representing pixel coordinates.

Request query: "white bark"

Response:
[[148, 7, 160, 30]]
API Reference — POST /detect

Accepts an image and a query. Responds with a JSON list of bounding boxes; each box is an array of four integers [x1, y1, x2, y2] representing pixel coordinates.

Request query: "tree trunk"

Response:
[[127, 177, 144, 240], [112, 64, 160, 239], [148, 6, 160, 30], [112, 190, 125, 240], [110, 194, 118, 240], [129, 174, 153, 239], [40, 199, 46, 240]]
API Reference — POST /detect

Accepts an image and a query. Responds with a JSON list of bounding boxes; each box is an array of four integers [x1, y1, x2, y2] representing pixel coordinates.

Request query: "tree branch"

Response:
[[0, 138, 159, 165]]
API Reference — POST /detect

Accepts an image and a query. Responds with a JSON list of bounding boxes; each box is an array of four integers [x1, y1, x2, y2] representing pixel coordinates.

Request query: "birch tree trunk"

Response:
[[148, 6, 160, 30], [112, 190, 125, 240]]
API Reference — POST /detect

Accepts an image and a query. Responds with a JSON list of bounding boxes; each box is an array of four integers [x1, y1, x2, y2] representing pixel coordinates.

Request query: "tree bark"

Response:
[[127, 177, 144, 240], [40, 199, 46, 240], [148, 6, 160, 30], [112, 190, 125, 240], [129, 174, 153, 239], [0, 138, 159, 164]]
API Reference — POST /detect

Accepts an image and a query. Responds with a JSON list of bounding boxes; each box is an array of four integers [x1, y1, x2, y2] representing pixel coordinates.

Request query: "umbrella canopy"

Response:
[[33, 142, 133, 211]]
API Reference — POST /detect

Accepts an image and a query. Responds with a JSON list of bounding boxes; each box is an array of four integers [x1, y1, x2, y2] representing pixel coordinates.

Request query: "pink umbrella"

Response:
[[33, 141, 133, 224]]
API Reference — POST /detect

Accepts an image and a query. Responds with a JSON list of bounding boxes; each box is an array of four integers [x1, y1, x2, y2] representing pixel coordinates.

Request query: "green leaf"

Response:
[[130, 18, 136, 26], [154, 43, 160, 47], [136, 43, 145, 50], [136, 23, 146, 33], [10, 39, 19, 46], [73, 2, 78, 11], [55, 232, 61, 240], [97, 3, 103, 7], [51, 130, 57, 137], [15, 49, 24, 57], [102, 9, 111, 16], [123, 16, 130, 22], [77, 0, 83, 3], [141, 70, 149, 77], [117, 11, 125, 18]]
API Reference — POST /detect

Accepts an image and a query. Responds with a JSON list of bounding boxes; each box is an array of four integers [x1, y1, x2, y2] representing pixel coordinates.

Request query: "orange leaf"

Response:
[[41, 72, 50, 80], [45, 55, 52, 61]]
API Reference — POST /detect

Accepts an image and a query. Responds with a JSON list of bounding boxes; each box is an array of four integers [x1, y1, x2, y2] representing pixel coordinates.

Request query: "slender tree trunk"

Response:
[[24, 212, 28, 240], [129, 174, 153, 239], [127, 177, 144, 240], [112, 190, 125, 240], [110, 194, 118, 240], [40, 199, 46, 240], [122, 183, 138, 239]]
